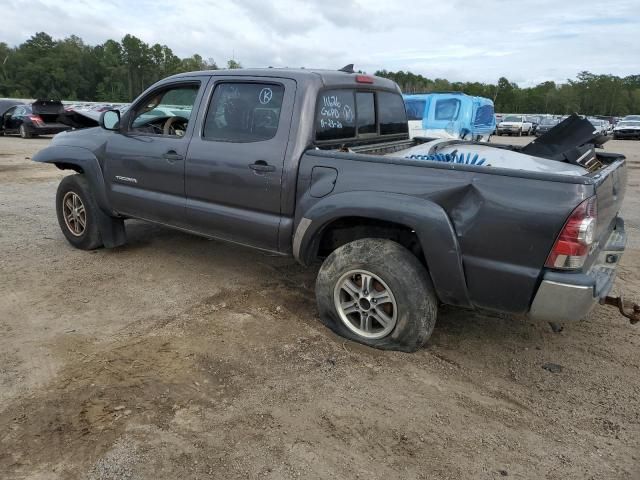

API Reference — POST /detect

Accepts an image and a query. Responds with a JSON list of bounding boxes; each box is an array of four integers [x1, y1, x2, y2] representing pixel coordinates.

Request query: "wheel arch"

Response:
[[294, 191, 472, 308], [34, 146, 126, 248], [33, 145, 111, 214]]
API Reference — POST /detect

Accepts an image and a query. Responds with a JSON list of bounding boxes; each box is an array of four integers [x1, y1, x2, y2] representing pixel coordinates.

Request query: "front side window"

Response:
[[378, 92, 408, 135], [434, 98, 461, 121], [203, 83, 284, 142], [130, 84, 200, 136]]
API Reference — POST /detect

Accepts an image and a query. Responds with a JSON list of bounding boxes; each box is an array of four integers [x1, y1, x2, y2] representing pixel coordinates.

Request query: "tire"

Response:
[[315, 238, 438, 352], [56, 174, 103, 250], [19, 124, 31, 139]]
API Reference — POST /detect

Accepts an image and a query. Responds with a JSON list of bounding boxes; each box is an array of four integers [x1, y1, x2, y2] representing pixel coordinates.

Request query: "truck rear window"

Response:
[[315, 89, 408, 142], [378, 92, 409, 135], [316, 90, 356, 141]]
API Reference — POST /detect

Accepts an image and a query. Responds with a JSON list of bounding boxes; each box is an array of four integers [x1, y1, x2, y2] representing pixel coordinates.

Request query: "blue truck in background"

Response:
[[404, 92, 496, 142]]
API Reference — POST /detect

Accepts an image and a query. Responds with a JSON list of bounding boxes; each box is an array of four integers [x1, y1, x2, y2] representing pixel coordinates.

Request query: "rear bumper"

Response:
[[31, 124, 71, 135], [529, 217, 626, 322]]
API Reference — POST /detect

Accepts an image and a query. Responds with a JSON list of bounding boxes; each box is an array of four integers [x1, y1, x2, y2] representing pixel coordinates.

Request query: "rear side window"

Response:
[[434, 99, 460, 121], [356, 92, 376, 135], [404, 99, 426, 121], [203, 82, 284, 142], [378, 92, 408, 135]]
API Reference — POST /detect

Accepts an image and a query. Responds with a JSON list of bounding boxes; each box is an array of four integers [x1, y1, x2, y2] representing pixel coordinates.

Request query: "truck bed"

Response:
[[297, 139, 626, 315]]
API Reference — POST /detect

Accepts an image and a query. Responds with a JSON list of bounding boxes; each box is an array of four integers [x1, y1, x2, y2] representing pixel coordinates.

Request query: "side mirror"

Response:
[[99, 110, 121, 131]]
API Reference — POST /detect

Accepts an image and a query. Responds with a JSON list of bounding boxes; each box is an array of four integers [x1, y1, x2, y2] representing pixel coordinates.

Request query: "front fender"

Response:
[[33, 145, 112, 215], [294, 191, 472, 308], [32, 145, 126, 248]]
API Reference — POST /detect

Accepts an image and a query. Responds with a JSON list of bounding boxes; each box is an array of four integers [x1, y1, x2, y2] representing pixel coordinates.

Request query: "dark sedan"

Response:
[[534, 117, 559, 136], [0, 100, 71, 138]]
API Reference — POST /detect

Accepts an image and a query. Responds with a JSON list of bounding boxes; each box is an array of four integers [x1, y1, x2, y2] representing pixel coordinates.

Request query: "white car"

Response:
[[496, 114, 533, 136], [613, 120, 640, 140], [588, 118, 608, 135]]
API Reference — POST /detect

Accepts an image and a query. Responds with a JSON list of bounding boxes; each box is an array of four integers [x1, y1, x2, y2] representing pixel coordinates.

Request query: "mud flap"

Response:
[[96, 209, 126, 248]]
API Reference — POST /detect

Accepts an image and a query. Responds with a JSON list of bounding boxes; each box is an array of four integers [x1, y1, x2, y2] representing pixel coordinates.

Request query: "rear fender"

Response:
[[294, 191, 472, 307], [32, 145, 126, 248]]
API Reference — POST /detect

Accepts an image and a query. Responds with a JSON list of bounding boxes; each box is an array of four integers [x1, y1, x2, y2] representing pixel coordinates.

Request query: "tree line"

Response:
[[375, 70, 640, 116], [1, 32, 638, 116], [0, 32, 241, 102]]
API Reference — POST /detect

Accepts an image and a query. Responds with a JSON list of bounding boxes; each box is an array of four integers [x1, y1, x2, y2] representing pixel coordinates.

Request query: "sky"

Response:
[[3, 0, 639, 86]]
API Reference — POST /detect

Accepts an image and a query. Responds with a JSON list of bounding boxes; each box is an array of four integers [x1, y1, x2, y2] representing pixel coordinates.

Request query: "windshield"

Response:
[[503, 115, 522, 122], [541, 118, 557, 125], [589, 119, 602, 125], [618, 121, 640, 127]]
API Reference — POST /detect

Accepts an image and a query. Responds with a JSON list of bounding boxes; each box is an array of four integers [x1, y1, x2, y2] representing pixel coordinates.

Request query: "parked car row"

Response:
[[494, 113, 640, 140]]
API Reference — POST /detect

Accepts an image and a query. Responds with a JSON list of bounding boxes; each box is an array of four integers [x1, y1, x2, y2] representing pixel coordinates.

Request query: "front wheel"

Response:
[[315, 239, 438, 352], [56, 174, 103, 250]]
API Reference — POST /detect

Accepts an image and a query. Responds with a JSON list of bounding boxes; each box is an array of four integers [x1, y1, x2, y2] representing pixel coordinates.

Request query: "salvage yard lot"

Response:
[[1, 135, 639, 479]]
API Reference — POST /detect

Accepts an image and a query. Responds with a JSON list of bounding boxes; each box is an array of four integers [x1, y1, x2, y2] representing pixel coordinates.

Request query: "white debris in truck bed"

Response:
[[391, 139, 588, 176]]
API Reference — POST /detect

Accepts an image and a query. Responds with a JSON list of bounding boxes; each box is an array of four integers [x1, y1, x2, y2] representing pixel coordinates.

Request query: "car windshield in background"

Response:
[[541, 118, 557, 125], [590, 120, 603, 125], [503, 115, 522, 122], [619, 121, 640, 127]]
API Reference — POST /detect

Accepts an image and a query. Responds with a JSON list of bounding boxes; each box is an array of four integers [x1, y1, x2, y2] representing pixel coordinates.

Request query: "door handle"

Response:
[[249, 161, 276, 173], [163, 151, 183, 161]]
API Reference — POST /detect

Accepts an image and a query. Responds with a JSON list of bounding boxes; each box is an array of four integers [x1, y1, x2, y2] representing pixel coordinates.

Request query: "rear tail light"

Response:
[[28, 115, 45, 127], [545, 196, 597, 270]]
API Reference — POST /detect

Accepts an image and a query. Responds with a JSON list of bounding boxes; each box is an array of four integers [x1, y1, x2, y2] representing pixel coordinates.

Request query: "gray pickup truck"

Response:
[[33, 68, 635, 352]]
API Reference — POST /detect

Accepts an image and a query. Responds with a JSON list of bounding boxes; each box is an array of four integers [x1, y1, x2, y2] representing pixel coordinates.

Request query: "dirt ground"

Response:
[[1, 133, 639, 480]]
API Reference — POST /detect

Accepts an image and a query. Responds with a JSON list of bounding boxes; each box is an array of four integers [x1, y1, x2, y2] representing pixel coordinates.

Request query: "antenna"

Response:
[[338, 64, 355, 74]]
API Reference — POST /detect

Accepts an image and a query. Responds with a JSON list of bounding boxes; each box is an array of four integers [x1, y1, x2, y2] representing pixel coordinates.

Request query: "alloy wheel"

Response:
[[333, 269, 398, 339]]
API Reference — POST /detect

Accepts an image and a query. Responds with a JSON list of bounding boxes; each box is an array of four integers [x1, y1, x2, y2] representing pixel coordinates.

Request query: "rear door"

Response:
[[4, 106, 25, 132], [103, 78, 208, 225], [184, 77, 296, 251]]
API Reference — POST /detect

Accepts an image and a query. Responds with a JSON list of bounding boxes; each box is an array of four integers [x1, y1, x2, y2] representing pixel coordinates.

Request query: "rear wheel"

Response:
[[19, 125, 31, 139], [56, 174, 103, 250], [316, 238, 438, 352]]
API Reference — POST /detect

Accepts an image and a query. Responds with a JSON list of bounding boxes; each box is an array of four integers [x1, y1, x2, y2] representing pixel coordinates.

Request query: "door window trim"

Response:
[[200, 79, 287, 144], [124, 80, 202, 139]]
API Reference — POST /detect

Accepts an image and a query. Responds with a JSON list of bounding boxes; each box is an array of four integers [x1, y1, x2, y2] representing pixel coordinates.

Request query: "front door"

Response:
[[103, 79, 207, 225], [184, 78, 296, 251]]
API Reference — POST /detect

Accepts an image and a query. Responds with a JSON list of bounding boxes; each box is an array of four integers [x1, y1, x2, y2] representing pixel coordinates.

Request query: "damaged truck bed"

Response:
[[33, 68, 635, 351]]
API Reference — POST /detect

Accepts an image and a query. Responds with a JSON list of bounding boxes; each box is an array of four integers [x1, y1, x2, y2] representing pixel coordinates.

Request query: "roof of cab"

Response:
[[164, 68, 401, 91]]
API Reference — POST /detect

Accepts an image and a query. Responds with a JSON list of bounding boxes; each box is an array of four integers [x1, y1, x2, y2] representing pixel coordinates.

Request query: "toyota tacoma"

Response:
[[33, 67, 635, 351]]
